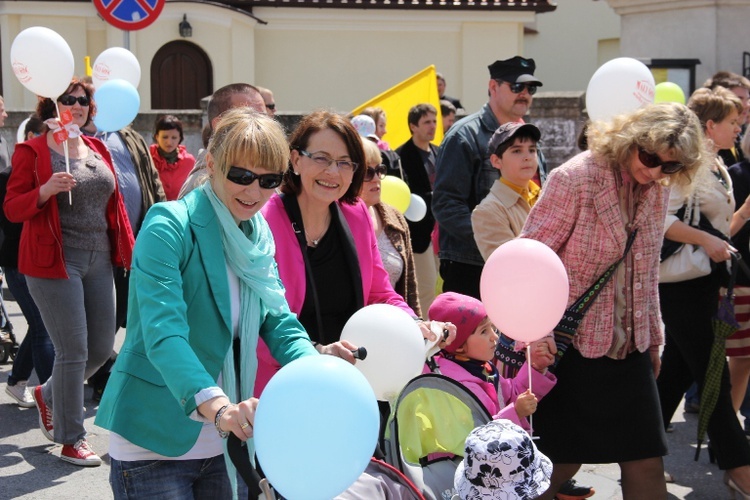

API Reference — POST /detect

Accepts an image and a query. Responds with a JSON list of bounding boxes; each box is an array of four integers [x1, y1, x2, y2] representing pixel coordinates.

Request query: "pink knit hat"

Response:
[[428, 292, 487, 354]]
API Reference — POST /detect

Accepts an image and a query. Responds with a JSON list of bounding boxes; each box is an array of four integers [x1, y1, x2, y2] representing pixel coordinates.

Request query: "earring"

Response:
[[292, 169, 300, 176]]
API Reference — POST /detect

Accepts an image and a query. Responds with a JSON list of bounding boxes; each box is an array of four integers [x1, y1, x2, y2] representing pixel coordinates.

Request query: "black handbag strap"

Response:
[[280, 193, 325, 338], [567, 228, 638, 316]]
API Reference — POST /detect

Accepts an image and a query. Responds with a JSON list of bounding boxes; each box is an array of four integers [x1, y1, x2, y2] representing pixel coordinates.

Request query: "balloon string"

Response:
[[527, 344, 533, 437], [55, 101, 72, 205]]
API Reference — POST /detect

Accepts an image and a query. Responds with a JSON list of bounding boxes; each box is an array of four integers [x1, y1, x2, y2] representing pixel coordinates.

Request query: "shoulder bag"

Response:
[[659, 194, 712, 283]]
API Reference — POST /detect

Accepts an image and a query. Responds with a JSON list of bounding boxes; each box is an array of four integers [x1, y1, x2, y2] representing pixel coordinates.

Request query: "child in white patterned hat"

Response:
[[454, 419, 552, 500]]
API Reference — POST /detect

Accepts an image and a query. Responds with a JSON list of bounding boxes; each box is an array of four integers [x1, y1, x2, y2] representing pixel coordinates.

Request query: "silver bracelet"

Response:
[[214, 404, 231, 439]]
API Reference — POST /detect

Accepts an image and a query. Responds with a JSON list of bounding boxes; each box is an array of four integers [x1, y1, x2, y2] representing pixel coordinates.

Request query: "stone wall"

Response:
[[1, 92, 587, 171]]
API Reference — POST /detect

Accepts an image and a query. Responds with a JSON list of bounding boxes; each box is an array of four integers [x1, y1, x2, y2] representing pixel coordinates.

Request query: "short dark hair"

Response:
[[36, 79, 96, 127], [208, 83, 261, 125], [407, 103, 437, 128], [282, 110, 365, 205], [153, 114, 184, 143], [440, 99, 456, 117], [24, 114, 46, 138], [493, 130, 539, 158]]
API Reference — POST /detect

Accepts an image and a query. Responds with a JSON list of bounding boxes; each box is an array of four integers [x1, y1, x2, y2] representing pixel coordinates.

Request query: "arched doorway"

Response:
[[151, 41, 212, 109]]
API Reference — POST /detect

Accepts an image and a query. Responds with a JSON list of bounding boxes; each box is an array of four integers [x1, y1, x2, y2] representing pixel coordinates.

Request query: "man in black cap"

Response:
[[432, 55, 547, 299]]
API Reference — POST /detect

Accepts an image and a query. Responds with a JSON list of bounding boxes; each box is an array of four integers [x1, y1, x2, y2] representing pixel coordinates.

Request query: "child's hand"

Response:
[[530, 337, 557, 372], [515, 389, 538, 419]]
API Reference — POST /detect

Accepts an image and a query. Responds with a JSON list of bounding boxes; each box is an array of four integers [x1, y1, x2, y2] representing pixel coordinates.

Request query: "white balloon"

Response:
[[341, 304, 425, 401], [11, 27, 75, 98], [585, 57, 655, 122], [92, 47, 141, 89], [404, 194, 427, 222], [16, 117, 30, 144]]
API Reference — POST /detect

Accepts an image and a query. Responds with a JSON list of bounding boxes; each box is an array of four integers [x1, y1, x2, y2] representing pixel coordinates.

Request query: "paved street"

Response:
[[0, 290, 734, 499]]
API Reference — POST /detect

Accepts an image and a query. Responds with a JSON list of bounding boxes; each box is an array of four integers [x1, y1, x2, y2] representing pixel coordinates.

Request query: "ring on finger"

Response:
[[240, 422, 250, 430]]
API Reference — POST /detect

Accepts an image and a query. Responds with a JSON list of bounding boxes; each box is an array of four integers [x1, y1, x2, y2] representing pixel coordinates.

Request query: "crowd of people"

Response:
[[2, 58, 750, 500]]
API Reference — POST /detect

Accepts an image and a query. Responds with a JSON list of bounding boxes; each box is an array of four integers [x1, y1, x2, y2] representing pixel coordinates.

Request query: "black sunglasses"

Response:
[[58, 94, 90, 106], [637, 147, 684, 175], [265, 103, 276, 111], [498, 81, 538, 96], [226, 166, 283, 189], [363, 164, 387, 182]]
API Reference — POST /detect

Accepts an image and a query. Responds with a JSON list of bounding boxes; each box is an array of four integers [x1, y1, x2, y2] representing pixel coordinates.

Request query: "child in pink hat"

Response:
[[427, 292, 556, 430]]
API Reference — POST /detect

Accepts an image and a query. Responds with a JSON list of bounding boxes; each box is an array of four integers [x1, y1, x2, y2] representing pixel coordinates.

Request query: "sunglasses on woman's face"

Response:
[[57, 94, 90, 107], [363, 164, 387, 182], [637, 147, 684, 175], [226, 166, 283, 189]]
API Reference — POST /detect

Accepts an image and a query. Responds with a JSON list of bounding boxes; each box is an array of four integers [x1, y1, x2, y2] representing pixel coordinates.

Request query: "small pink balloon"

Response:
[[480, 239, 569, 343]]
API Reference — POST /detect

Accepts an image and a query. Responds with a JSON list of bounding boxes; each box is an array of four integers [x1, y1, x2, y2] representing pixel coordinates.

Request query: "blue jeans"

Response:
[[5, 267, 54, 385], [110, 455, 232, 499]]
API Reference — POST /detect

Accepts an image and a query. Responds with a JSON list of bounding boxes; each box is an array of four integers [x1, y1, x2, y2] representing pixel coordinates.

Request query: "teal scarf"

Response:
[[200, 183, 287, 493]]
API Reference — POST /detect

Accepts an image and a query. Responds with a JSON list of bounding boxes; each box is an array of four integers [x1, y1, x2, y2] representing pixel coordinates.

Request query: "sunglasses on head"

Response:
[[226, 166, 283, 189], [637, 147, 684, 175], [498, 81, 538, 95], [363, 164, 387, 182], [58, 94, 90, 106]]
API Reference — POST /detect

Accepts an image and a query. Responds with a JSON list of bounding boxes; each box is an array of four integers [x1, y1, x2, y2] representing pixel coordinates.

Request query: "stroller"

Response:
[[383, 373, 492, 500], [0, 269, 18, 364]]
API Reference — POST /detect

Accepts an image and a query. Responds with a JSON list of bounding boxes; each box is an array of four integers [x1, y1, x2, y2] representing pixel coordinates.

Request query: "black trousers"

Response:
[[658, 272, 750, 469], [439, 260, 483, 300]]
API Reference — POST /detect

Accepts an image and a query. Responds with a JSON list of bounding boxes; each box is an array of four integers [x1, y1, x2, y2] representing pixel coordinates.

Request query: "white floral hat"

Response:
[[454, 419, 552, 499]]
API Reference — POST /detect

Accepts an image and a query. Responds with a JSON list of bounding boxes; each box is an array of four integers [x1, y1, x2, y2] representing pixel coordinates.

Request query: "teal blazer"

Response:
[[95, 188, 316, 457]]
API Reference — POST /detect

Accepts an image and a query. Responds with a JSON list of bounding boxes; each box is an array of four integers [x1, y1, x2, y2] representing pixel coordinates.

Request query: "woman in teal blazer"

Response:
[[96, 109, 321, 499]]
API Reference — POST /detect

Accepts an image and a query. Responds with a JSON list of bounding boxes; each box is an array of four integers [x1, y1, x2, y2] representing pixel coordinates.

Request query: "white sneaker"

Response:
[[5, 381, 35, 408]]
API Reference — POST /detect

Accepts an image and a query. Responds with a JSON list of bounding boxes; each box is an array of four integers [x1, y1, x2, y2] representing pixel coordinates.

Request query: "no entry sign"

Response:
[[93, 0, 165, 31]]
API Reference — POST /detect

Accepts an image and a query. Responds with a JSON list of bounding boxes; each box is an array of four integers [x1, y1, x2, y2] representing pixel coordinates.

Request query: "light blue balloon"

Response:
[[254, 355, 379, 500], [93, 79, 139, 132]]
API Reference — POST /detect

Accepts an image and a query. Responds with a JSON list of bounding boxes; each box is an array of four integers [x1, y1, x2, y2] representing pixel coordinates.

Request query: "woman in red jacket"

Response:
[[149, 114, 195, 200], [4, 79, 133, 467]]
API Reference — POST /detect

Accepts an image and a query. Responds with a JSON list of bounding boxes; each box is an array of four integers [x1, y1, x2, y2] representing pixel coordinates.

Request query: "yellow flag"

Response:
[[352, 65, 443, 149], [84, 56, 92, 77]]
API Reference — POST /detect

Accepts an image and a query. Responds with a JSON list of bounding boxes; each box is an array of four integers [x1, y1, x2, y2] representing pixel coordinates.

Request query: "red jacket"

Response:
[[4, 134, 134, 279]]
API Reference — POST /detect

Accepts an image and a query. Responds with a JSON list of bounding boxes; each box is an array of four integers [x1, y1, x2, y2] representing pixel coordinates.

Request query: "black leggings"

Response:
[[658, 272, 750, 470]]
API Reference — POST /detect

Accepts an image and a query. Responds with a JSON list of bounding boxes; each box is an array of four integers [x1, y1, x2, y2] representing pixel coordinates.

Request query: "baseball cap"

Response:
[[487, 122, 541, 156], [488, 56, 543, 86]]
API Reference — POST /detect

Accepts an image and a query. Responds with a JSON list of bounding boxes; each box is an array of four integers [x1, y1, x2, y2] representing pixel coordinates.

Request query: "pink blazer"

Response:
[[255, 194, 416, 395], [520, 151, 668, 358]]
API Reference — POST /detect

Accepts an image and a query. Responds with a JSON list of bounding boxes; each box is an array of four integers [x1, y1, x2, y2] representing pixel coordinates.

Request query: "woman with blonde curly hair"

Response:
[[520, 102, 707, 499]]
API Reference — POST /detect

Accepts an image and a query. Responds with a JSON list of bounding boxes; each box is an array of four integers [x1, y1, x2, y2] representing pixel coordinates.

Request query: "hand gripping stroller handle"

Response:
[[227, 433, 272, 499]]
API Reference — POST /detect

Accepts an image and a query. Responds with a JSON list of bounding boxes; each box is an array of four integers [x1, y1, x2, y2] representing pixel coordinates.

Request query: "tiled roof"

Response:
[[204, 0, 556, 12], [41, 0, 555, 12]]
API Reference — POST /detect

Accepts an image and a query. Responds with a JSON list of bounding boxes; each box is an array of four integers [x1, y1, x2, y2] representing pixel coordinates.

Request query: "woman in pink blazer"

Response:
[[520, 103, 707, 500], [255, 110, 454, 395]]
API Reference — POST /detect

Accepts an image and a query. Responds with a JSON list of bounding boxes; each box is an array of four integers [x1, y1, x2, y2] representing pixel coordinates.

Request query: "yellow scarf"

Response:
[[500, 178, 541, 206]]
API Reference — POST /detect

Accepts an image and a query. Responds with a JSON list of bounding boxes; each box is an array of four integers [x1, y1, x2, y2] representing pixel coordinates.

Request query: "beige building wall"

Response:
[[0, 2, 535, 114], [524, 0, 621, 92], [608, 0, 750, 87]]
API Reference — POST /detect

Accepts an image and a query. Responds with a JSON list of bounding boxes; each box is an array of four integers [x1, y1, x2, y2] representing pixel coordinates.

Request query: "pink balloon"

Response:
[[480, 239, 569, 343]]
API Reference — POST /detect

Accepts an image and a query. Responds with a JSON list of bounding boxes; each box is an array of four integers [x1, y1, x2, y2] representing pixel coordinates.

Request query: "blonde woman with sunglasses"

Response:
[[96, 109, 322, 499]]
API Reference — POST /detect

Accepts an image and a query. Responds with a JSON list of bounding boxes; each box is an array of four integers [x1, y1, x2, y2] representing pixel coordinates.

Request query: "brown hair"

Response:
[[36, 79, 96, 127], [687, 87, 743, 131], [282, 110, 365, 204]]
